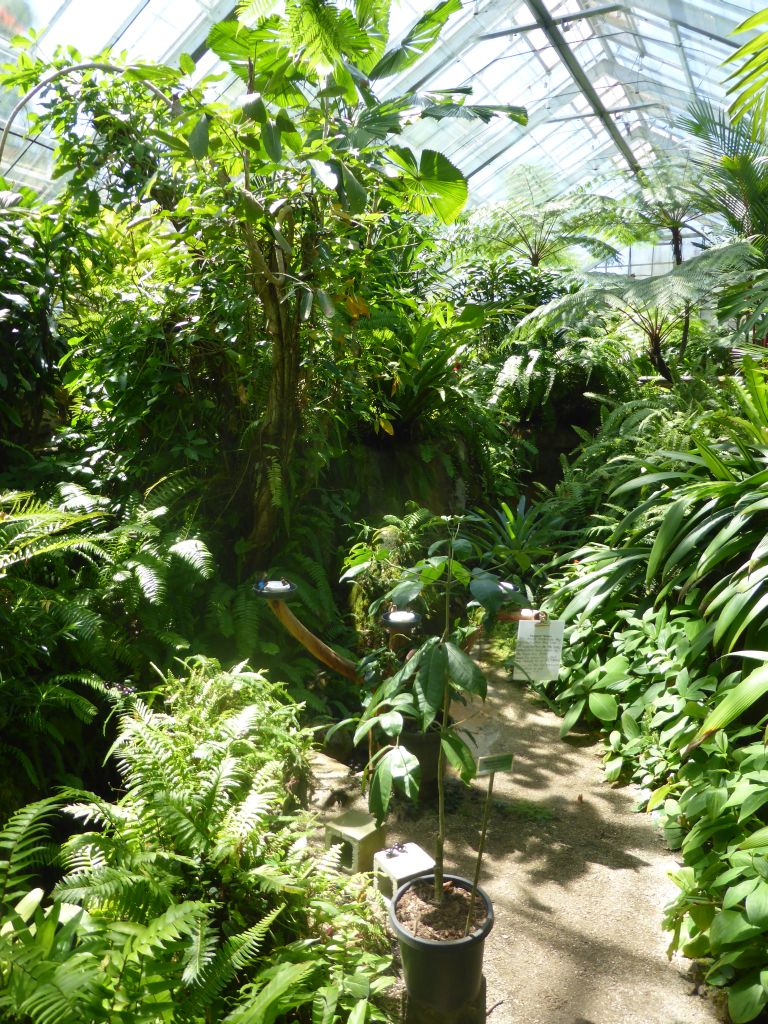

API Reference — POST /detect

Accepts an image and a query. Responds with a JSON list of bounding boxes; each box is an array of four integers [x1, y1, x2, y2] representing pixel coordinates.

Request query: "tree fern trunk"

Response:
[[648, 330, 673, 383], [671, 227, 691, 364]]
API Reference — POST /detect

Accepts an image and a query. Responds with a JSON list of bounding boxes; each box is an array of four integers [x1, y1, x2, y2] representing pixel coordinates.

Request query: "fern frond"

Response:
[[17, 952, 104, 1024], [0, 797, 63, 906], [178, 907, 283, 1017], [169, 538, 214, 579], [313, 842, 343, 876], [222, 960, 314, 1023], [214, 789, 275, 861], [181, 914, 219, 985], [267, 458, 283, 510], [127, 552, 168, 604], [143, 473, 195, 511], [128, 900, 209, 958]]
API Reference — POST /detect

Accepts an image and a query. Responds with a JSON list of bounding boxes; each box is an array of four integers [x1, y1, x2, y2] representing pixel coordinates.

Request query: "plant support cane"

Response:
[[465, 772, 493, 935], [464, 754, 513, 935]]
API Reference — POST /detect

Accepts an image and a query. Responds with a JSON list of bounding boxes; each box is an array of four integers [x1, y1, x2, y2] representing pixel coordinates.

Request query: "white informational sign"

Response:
[[513, 619, 564, 681]]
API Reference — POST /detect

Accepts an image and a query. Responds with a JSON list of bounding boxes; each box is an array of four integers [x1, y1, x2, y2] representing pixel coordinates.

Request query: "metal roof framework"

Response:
[[0, 0, 765, 204]]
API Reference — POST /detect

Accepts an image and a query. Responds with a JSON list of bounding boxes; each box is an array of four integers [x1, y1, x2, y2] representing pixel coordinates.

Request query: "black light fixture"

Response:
[[253, 577, 298, 600], [381, 609, 422, 633]]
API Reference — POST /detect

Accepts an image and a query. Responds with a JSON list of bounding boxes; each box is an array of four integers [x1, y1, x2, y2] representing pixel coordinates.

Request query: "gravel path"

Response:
[[385, 655, 723, 1024]]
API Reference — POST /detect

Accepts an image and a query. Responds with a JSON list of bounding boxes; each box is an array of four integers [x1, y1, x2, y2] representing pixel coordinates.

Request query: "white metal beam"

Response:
[[621, 0, 743, 47], [522, 0, 641, 173]]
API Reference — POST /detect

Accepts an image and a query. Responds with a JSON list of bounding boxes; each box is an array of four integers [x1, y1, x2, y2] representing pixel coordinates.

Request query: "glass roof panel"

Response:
[[2, 0, 767, 205]]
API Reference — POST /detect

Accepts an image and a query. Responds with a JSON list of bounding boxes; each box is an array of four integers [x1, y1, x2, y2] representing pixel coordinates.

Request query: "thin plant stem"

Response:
[[464, 771, 495, 935], [434, 525, 457, 903], [434, 673, 450, 903]]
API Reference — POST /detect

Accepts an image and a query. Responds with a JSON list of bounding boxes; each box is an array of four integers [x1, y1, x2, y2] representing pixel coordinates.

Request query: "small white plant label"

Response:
[[477, 753, 514, 776], [513, 619, 564, 681]]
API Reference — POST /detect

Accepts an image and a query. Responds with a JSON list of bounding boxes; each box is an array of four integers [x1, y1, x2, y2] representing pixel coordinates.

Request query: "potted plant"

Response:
[[344, 516, 511, 1013]]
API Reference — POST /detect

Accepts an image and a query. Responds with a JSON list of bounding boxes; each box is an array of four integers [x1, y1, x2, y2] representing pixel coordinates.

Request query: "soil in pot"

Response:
[[395, 878, 488, 940]]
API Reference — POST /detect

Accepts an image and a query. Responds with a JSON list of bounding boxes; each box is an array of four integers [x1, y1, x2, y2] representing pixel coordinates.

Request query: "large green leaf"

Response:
[[413, 642, 448, 729], [312, 987, 338, 1024], [387, 579, 423, 605], [387, 147, 467, 224], [224, 962, 313, 1023], [728, 973, 768, 1024], [388, 746, 420, 795], [421, 103, 527, 126], [188, 116, 210, 159], [347, 1000, 369, 1024], [469, 573, 503, 612], [740, 826, 768, 851], [588, 692, 618, 722], [285, 2, 373, 71], [559, 698, 585, 738], [369, 0, 461, 79], [339, 162, 367, 214], [745, 882, 768, 928], [709, 909, 763, 953], [599, 655, 629, 688], [440, 733, 476, 783], [261, 122, 282, 162], [715, 589, 758, 649], [725, 591, 768, 653], [686, 665, 768, 753], [368, 749, 393, 821], [726, 11, 768, 134], [444, 642, 485, 696], [208, 20, 277, 79], [646, 498, 688, 583]]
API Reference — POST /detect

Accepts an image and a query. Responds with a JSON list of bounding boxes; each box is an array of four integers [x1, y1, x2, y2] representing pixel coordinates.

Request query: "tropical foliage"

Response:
[[0, 659, 394, 1024], [7, 1, 768, 1018], [529, 360, 768, 1022]]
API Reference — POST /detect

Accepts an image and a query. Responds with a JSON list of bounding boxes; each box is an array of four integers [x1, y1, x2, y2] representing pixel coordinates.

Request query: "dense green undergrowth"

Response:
[[533, 362, 768, 1023], [0, 658, 394, 1024], [6, 2, 768, 1019]]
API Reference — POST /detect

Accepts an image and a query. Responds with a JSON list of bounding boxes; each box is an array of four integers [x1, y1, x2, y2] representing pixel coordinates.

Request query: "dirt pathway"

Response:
[[384, 655, 722, 1024]]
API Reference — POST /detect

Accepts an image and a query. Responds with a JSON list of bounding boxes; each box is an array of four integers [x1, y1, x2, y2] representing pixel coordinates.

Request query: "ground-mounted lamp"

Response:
[[253, 578, 299, 600], [253, 578, 359, 682], [381, 608, 422, 652]]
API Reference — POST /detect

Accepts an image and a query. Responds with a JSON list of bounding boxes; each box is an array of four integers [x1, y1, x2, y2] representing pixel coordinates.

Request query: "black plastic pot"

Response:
[[390, 874, 494, 1012]]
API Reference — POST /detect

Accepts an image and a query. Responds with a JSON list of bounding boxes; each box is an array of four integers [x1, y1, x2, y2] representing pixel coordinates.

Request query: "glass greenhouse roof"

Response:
[[1, 0, 766, 203]]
